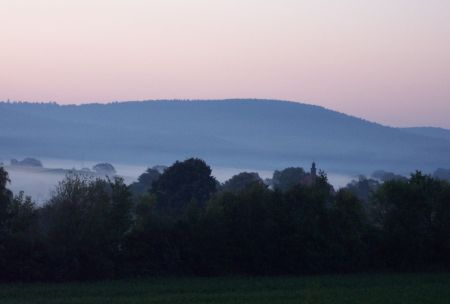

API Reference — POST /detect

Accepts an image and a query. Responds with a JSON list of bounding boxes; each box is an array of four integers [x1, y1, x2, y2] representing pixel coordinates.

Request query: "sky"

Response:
[[1, 0, 449, 128]]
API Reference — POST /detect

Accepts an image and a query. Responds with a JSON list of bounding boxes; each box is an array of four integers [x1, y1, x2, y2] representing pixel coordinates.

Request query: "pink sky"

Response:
[[1, 0, 449, 128]]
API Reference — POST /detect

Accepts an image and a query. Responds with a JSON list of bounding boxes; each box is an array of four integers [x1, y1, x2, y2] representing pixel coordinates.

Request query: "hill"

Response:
[[0, 99, 449, 174], [400, 127, 450, 141]]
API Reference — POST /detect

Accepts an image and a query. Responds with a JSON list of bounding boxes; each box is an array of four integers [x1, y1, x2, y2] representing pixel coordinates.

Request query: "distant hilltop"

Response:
[[5, 157, 117, 177], [0, 99, 449, 174], [10, 157, 43, 168]]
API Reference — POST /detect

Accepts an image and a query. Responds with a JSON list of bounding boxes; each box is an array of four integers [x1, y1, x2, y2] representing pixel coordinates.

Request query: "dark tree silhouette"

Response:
[[151, 158, 217, 216], [221, 172, 264, 194], [1, 161, 450, 282], [371, 171, 450, 269], [271, 167, 306, 191], [346, 176, 380, 203], [92, 163, 116, 175], [0, 167, 12, 224], [40, 174, 133, 280], [129, 168, 161, 195]]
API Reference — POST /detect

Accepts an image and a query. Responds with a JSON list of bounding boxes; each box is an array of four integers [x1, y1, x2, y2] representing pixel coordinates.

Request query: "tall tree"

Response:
[[152, 158, 217, 217], [0, 167, 13, 229], [221, 172, 263, 194], [371, 171, 450, 269], [272, 167, 306, 192], [129, 168, 161, 195], [41, 173, 133, 280]]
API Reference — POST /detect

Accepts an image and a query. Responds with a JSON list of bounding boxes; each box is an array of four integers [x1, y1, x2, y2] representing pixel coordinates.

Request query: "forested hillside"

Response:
[[1, 100, 449, 173]]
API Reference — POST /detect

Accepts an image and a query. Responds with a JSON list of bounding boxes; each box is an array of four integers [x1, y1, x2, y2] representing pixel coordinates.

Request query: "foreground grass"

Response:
[[0, 273, 449, 304]]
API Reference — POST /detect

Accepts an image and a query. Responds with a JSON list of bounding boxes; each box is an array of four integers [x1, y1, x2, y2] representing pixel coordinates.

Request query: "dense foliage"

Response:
[[0, 160, 449, 281]]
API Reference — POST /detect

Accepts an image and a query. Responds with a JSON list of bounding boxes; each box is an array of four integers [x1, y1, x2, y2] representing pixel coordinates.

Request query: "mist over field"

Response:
[[2, 159, 276, 203], [2, 158, 353, 203]]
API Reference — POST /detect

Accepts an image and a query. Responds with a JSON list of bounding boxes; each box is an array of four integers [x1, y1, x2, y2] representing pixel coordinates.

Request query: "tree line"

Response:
[[0, 158, 449, 281]]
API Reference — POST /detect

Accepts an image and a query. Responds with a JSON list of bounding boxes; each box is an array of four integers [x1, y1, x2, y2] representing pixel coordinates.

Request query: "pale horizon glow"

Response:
[[1, 0, 449, 128]]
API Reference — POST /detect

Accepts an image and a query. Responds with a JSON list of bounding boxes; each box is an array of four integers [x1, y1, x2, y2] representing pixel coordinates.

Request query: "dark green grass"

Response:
[[0, 273, 449, 304]]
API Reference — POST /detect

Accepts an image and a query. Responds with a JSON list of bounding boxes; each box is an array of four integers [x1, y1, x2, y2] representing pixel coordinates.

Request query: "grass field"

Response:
[[0, 273, 449, 304]]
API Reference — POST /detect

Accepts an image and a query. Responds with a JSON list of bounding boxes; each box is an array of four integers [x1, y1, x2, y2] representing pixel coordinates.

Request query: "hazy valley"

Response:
[[1, 99, 449, 201]]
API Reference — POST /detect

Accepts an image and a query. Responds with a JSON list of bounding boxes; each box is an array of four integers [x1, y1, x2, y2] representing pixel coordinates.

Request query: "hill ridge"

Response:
[[0, 99, 449, 174]]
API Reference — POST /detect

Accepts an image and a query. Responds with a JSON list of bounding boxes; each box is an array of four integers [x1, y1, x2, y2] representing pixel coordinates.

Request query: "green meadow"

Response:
[[1, 273, 449, 304]]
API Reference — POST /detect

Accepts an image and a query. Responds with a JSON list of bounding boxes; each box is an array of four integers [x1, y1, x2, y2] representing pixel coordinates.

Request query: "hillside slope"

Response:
[[0, 99, 449, 174], [400, 127, 450, 141]]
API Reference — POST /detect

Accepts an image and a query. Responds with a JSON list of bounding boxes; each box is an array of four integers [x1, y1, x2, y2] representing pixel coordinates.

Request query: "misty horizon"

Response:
[[2, 98, 450, 130]]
